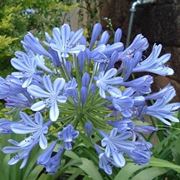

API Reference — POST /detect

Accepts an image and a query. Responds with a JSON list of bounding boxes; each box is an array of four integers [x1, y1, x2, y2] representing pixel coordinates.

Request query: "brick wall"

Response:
[[100, 0, 180, 100]]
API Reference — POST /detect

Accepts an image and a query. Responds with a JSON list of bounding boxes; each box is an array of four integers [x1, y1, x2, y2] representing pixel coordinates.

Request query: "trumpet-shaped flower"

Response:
[[121, 75, 153, 94], [11, 112, 50, 149], [2, 137, 37, 169], [37, 142, 64, 174], [46, 24, 85, 60], [28, 76, 67, 121], [21, 32, 52, 58], [100, 128, 135, 167], [95, 68, 123, 98], [58, 124, 79, 150], [133, 44, 174, 76], [143, 89, 180, 125], [11, 54, 38, 88], [112, 88, 135, 118]]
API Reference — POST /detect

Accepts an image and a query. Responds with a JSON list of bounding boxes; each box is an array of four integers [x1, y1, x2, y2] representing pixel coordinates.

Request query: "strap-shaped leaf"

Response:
[[114, 163, 146, 180], [132, 167, 168, 180], [150, 157, 180, 173], [78, 158, 103, 180]]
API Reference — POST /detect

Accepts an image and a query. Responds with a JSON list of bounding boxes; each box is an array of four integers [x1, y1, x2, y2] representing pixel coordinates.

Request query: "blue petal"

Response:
[[39, 134, 48, 149], [28, 85, 49, 98], [37, 141, 56, 165], [31, 101, 46, 111], [43, 76, 53, 92], [50, 102, 59, 121], [114, 28, 122, 43], [89, 23, 102, 49], [53, 78, 65, 93], [98, 31, 109, 45], [112, 152, 125, 167], [68, 28, 84, 46], [11, 124, 38, 134]]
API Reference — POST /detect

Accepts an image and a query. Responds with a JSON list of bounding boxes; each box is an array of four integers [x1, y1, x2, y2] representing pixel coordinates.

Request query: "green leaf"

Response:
[[114, 163, 146, 180], [78, 158, 103, 180], [131, 167, 168, 180], [150, 157, 180, 173], [64, 151, 82, 162]]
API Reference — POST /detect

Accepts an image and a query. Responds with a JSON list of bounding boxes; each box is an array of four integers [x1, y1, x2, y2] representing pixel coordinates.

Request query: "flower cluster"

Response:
[[0, 23, 179, 175]]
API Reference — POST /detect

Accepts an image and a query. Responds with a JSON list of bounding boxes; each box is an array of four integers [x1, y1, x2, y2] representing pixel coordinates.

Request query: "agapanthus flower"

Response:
[[11, 112, 50, 149], [45, 24, 85, 61], [95, 145, 119, 175], [100, 128, 134, 167], [28, 76, 67, 121], [22, 32, 52, 58], [2, 137, 37, 169], [133, 44, 174, 76], [37, 141, 64, 174], [108, 119, 157, 141], [99, 128, 152, 174], [0, 23, 179, 176], [95, 68, 123, 98], [143, 90, 180, 125], [0, 76, 33, 108], [58, 124, 79, 150], [112, 88, 135, 118]]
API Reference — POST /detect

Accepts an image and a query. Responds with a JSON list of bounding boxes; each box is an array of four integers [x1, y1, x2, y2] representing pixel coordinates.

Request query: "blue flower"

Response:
[[112, 88, 135, 118], [100, 128, 135, 167], [27, 76, 67, 121], [143, 89, 180, 125], [133, 44, 174, 76], [46, 24, 85, 60], [89, 23, 102, 49], [42, 146, 64, 174], [99, 153, 114, 175], [99, 128, 152, 172], [128, 141, 152, 165], [11, 112, 50, 149], [58, 124, 79, 150], [124, 34, 149, 53], [11, 55, 38, 88], [145, 84, 174, 100], [37, 141, 64, 174], [114, 28, 122, 43], [11, 51, 51, 88], [22, 32, 52, 58], [84, 121, 93, 136], [81, 86, 88, 105], [98, 31, 110, 45], [2, 137, 37, 169], [64, 78, 78, 101], [37, 141, 57, 165], [121, 51, 142, 81], [108, 119, 157, 141], [82, 72, 90, 87], [121, 75, 153, 94], [95, 144, 118, 175], [0, 76, 33, 108], [23, 8, 36, 15], [95, 68, 123, 98]]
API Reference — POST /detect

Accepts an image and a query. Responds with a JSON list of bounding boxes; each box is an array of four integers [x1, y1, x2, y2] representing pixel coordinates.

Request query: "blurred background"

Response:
[[0, 0, 179, 101]]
